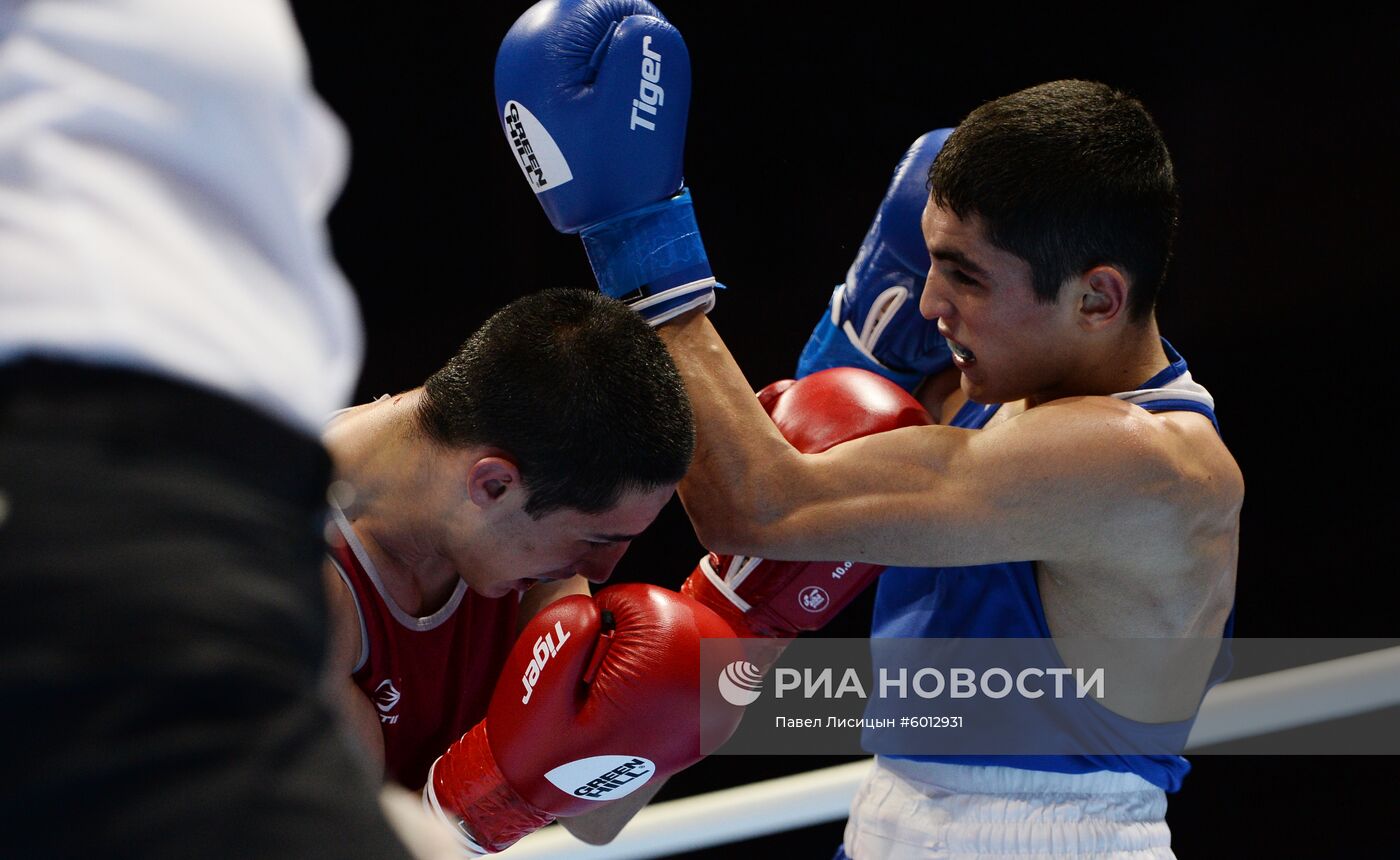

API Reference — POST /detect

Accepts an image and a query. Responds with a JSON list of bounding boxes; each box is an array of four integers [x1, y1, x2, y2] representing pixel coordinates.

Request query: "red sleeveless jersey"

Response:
[[326, 507, 520, 789]]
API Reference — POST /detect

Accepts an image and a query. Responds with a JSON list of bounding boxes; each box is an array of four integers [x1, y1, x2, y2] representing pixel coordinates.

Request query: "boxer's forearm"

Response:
[[659, 311, 803, 553]]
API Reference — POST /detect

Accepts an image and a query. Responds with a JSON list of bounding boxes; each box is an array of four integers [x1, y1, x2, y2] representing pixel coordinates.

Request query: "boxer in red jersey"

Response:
[[320, 288, 705, 849]]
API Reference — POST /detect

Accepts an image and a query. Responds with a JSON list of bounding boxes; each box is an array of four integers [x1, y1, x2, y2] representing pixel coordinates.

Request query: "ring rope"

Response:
[[501, 645, 1400, 858]]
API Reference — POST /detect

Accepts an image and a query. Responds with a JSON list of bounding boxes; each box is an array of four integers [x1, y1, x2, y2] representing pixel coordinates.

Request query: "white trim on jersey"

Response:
[[326, 553, 372, 675], [1111, 369, 1215, 410], [329, 503, 468, 632]]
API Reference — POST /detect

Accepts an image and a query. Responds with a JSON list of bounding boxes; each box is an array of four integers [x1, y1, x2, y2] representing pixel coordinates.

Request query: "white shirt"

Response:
[[0, 0, 361, 434]]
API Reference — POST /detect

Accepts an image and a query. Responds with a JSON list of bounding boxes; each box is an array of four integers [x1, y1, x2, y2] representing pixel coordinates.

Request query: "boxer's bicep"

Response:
[[321, 561, 386, 774], [753, 399, 1176, 568], [935, 404, 1179, 563]]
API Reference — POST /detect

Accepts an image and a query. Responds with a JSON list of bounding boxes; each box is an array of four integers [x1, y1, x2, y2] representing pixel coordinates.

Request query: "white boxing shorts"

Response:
[[843, 756, 1174, 859]]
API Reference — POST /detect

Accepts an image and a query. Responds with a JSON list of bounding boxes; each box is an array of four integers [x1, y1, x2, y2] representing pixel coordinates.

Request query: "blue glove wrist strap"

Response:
[[580, 188, 718, 325]]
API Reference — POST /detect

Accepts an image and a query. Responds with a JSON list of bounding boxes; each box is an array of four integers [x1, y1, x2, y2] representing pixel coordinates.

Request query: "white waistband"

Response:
[[878, 756, 1161, 795]]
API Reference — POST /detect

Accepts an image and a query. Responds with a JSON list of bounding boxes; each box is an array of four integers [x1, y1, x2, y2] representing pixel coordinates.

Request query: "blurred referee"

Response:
[[0, 2, 413, 856]]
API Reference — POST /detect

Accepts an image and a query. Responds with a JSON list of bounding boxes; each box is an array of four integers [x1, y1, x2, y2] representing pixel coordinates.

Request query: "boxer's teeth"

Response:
[[948, 339, 976, 363]]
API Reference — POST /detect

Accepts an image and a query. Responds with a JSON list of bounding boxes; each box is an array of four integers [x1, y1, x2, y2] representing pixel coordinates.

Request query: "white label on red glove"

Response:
[[545, 755, 656, 801]]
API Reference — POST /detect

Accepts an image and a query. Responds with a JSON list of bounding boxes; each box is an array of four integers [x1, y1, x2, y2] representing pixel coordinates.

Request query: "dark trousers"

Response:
[[0, 360, 409, 859]]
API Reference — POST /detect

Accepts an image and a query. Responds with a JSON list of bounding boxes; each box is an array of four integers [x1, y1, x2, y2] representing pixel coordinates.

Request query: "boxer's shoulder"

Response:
[[1010, 395, 1234, 482], [982, 395, 1241, 551], [1149, 406, 1243, 508], [1021, 396, 1238, 634]]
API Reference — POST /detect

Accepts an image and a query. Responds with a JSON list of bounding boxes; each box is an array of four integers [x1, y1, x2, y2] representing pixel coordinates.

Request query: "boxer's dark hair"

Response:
[[417, 288, 694, 518], [929, 80, 1179, 322]]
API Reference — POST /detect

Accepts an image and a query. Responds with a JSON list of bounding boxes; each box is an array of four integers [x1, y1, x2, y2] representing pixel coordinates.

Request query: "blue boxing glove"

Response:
[[495, 0, 716, 325], [796, 129, 955, 390]]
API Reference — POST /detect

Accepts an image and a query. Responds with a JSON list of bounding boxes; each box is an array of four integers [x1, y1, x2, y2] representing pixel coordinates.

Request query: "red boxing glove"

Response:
[[422, 584, 742, 854], [682, 367, 933, 639]]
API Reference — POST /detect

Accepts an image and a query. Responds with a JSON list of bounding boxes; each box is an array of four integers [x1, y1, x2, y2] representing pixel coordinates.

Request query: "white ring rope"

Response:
[[500, 645, 1400, 858], [1182, 644, 1400, 747]]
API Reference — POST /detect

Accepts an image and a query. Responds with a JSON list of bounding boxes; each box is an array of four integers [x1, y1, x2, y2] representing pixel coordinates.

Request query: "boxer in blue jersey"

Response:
[[661, 85, 1240, 859], [493, 4, 1238, 856]]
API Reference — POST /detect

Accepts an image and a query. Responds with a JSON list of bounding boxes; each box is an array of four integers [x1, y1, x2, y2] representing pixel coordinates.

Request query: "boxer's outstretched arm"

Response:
[[659, 312, 804, 537], [662, 311, 1224, 571]]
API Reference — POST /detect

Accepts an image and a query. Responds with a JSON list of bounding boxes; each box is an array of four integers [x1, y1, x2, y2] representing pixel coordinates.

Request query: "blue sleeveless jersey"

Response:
[[871, 339, 1235, 793]]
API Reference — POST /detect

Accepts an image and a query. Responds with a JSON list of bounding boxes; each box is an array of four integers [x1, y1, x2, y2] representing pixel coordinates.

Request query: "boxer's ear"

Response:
[[1075, 265, 1129, 329], [467, 456, 521, 507]]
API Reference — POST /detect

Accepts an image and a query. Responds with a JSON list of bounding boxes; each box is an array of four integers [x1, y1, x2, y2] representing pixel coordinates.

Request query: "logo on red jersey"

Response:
[[374, 678, 401, 724]]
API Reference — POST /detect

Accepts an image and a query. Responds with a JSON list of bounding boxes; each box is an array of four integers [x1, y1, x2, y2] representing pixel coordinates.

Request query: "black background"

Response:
[[291, 4, 1398, 857]]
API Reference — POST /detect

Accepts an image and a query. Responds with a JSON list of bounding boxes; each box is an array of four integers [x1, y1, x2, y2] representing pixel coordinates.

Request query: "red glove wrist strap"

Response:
[[433, 723, 556, 854]]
